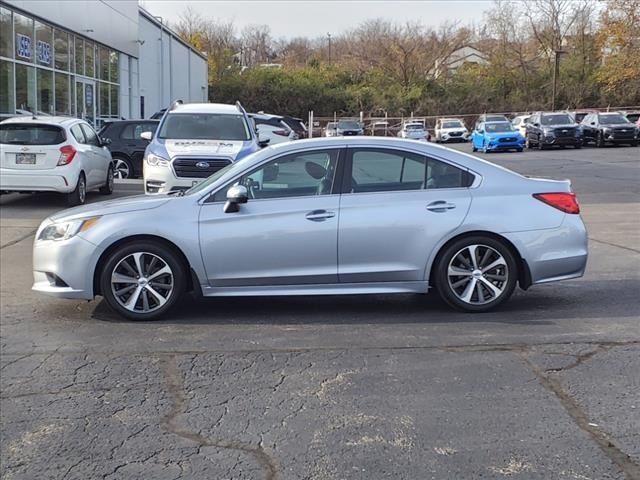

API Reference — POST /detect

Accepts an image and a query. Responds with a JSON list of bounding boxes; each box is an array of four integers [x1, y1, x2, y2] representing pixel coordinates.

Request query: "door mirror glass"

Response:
[[224, 184, 249, 213], [590, 122, 596, 125], [140, 131, 153, 141], [533, 123, 540, 127]]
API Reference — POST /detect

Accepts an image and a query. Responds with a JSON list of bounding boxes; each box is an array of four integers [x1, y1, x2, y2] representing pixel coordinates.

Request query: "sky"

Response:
[[139, 1, 493, 38]]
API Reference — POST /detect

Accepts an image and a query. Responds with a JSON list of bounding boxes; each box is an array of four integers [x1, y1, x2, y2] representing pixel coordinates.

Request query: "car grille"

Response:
[[554, 128, 576, 138], [173, 157, 231, 178], [341, 131, 359, 136], [498, 137, 517, 143], [612, 128, 634, 139], [449, 131, 463, 137]]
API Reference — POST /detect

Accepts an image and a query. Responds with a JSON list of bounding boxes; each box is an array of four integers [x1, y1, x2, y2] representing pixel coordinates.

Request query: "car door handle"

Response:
[[305, 209, 336, 222], [426, 201, 456, 212]]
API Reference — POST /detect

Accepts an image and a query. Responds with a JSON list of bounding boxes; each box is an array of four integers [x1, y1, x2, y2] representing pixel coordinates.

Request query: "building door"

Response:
[[75, 79, 96, 126]]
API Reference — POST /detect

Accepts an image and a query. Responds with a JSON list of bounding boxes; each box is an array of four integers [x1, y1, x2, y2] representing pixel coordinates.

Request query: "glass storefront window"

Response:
[[110, 84, 119, 117], [109, 51, 119, 83], [54, 29, 69, 71], [0, 7, 13, 58], [35, 21, 53, 67], [37, 68, 53, 114], [98, 82, 109, 118], [98, 46, 109, 81], [0, 61, 15, 114], [14, 12, 34, 63], [15, 63, 36, 113], [74, 37, 83, 75], [55, 72, 70, 115], [84, 40, 95, 77]]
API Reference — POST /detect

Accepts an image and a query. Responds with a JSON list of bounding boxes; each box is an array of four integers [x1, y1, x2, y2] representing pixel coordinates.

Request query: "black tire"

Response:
[[100, 241, 186, 321], [99, 164, 114, 195], [434, 235, 518, 313], [472, 144, 477, 152], [537, 137, 546, 150], [596, 132, 605, 148], [574, 142, 582, 149], [67, 173, 86, 206], [112, 156, 134, 179], [631, 140, 638, 147], [525, 138, 532, 149]]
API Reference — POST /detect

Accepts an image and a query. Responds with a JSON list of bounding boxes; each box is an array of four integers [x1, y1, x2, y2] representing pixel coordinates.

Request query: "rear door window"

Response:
[[121, 122, 157, 140], [0, 124, 66, 145], [70, 124, 86, 143], [80, 124, 100, 146]]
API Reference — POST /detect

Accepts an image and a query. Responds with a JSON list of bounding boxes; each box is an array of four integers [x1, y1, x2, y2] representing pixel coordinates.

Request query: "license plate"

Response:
[[16, 153, 36, 165]]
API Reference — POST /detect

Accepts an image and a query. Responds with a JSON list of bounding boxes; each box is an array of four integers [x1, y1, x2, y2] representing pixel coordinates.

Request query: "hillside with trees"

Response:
[[174, 0, 640, 117]]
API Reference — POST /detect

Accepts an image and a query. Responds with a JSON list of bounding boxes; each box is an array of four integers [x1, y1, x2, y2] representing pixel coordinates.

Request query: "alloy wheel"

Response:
[[447, 244, 508, 305], [113, 159, 131, 179], [110, 252, 174, 313]]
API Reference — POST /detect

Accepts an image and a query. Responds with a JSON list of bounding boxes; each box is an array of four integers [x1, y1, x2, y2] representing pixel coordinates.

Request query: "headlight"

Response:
[[38, 216, 101, 241], [543, 128, 554, 135], [145, 153, 170, 167]]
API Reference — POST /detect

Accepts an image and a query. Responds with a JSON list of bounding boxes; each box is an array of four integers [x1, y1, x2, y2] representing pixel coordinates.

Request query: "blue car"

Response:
[[472, 121, 524, 153]]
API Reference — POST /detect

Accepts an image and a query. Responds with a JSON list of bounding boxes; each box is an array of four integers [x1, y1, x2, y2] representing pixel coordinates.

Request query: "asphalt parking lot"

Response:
[[1, 143, 639, 479]]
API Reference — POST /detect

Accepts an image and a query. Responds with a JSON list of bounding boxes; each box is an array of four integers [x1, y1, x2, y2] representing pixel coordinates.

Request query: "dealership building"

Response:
[[0, 0, 208, 124]]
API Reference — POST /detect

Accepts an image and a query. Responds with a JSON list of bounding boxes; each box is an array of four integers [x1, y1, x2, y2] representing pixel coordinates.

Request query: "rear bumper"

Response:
[[0, 169, 75, 193], [505, 214, 588, 285]]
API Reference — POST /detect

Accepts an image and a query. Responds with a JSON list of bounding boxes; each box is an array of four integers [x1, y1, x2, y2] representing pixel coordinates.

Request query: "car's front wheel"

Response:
[[100, 242, 186, 320], [435, 236, 518, 312]]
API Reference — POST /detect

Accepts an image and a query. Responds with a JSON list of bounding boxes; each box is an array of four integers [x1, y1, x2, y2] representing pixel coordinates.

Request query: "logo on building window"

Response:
[[37, 41, 51, 65], [16, 34, 32, 59]]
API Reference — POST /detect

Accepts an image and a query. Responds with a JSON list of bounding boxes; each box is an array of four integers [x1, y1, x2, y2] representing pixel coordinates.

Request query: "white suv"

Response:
[[142, 102, 261, 194], [0, 116, 114, 205], [435, 118, 470, 143]]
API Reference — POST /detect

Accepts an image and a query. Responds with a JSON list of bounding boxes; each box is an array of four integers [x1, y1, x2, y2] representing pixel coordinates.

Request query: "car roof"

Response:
[[249, 112, 283, 120], [484, 120, 511, 124], [0, 115, 81, 126], [439, 118, 464, 122], [170, 103, 242, 115]]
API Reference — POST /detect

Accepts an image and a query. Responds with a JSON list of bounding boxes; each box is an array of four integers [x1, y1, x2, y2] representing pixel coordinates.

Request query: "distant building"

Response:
[[432, 45, 488, 78], [0, 0, 208, 124]]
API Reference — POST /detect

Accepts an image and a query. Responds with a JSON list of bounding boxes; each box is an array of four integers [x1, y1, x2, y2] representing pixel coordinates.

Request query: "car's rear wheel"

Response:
[[100, 242, 186, 321], [99, 164, 114, 195], [435, 236, 518, 312], [67, 173, 86, 206]]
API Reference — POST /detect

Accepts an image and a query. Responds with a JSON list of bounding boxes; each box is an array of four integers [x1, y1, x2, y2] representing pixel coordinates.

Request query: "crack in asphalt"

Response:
[[519, 350, 640, 480], [0, 229, 37, 250], [588, 237, 640, 254], [159, 354, 278, 480]]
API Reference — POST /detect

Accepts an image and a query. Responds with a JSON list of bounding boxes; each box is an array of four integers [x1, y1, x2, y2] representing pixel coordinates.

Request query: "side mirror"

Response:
[[258, 134, 270, 148], [140, 131, 153, 141], [478, 129, 484, 134], [223, 184, 248, 213], [590, 122, 596, 126], [100, 137, 112, 147], [533, 123, 540, 127]]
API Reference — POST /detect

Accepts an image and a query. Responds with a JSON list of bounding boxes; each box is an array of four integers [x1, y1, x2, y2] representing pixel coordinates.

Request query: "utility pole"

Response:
[[327, 33, 332, 65], [551, 49, 566, 111]]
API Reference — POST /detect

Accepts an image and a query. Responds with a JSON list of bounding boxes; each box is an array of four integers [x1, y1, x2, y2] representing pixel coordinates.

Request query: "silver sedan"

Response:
[[32, 137, 588, 320]]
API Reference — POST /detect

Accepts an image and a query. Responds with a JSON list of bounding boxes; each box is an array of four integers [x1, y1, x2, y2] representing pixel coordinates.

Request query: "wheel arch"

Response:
[[427, 230, 532, 291], [110, 151, 132, 161], [93, 234, 197, 296]]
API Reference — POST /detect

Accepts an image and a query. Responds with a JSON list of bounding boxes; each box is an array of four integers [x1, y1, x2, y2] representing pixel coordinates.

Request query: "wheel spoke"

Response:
[[121, 259, 138, 277], [148, 265, 171, 281], [481, 257, 506, 273], [115, 284, 137, 296], [451, 277, 471, 289], [476, 282, 485, 302], [132, 252, 145, 277], [124, 286, 143, 311], [448, 266, 472, 277], [479, 277, 503, 297], [142, 289, 150, 311], [112, 272, 137, 284], [485, 273, 506, 281], [460, 278, 477, 303], [146, 285, 168, 307], [479, 247, 492, 269], [147, 256, 159, 275], [150, 281, 172, 290], [467, 245, 479, 269]]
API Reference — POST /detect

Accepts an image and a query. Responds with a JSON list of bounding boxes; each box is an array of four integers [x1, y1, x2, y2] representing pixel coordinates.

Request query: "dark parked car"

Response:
[[525, 112, 581, 150], [98, 120, 159, 178], [281, 115, 308, 138], [620, 111, 640, 125], [336, 119, 364, 136], [580, 112, 639, 147]]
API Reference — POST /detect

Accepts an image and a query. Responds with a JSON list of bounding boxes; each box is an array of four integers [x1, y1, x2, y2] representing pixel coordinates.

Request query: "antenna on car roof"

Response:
[[169, 99, 183, 111]]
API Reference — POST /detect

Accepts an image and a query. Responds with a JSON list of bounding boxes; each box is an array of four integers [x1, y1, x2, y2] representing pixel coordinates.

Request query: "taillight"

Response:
[[273, 129, 290, 137], [58, 145, 77, 166], [533, 192, 580, 214]]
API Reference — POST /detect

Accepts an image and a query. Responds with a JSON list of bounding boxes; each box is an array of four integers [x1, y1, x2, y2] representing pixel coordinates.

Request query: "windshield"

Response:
[[599, 114, 630, 125], [326, 123, 336, 129], [442, 121, 464, 129], [405, 124, 424, 130], [541, 114, 573, 126], [158, 113, 251, 141], [337, 121, 360, 129], [0, 124, 66, 145], [485, 122, 514, 133], [486, 115, 508, 122]]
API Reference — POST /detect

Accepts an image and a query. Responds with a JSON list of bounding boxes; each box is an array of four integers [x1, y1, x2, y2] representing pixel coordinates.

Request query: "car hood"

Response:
[[440, 127, 467, 132], [486, 131, 521, 138], [163, 139, 249, 159], [49, 195, 172, 222], [543, 124, 578, 129]]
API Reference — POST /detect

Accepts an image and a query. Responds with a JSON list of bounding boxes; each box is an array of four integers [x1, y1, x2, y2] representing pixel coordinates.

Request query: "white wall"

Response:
[[137, 12, 208, 118]]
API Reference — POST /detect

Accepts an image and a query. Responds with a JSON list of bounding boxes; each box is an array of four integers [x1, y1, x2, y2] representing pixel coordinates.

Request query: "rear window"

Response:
[[0, 124, 66, 145], [158, 113, 251, 141]]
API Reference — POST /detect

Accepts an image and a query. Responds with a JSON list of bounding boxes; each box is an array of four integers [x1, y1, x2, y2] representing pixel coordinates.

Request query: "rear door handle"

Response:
[[426, 201, 456, 212], [305, 209, 336, 222]]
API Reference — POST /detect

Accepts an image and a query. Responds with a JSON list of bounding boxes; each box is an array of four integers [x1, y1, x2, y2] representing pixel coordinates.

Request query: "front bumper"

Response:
[[32, 234, 101, 300], [0, 168, 76, 193], [487, 141, 524, 151], [441, 134, 468, 142], [143, 162, 201, 194], [542, 136, 581, 146]]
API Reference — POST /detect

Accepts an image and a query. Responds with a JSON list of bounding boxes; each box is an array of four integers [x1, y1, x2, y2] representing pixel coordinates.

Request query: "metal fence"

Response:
[[306, 106, 640, 137]]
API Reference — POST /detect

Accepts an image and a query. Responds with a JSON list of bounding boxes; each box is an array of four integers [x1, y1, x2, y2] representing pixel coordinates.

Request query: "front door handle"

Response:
[[305, 209, 336, 222], [426, 201, 456, 212]]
